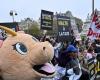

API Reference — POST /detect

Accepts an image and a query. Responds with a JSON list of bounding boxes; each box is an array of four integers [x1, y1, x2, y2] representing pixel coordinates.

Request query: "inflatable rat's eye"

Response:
[[14, 43, 27, 55]]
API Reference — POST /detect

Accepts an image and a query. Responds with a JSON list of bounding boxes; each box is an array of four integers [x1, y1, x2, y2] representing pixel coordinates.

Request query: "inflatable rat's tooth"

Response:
[[0, 25, 17, 36]]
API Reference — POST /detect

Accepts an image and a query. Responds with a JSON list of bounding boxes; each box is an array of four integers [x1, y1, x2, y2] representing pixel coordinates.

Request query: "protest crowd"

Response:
[[0, 9, 100, 80], [39, 35, 100, 80]]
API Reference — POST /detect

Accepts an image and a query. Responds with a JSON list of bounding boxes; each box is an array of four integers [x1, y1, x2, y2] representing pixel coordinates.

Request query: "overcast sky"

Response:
[[0, 0, 100, 22]]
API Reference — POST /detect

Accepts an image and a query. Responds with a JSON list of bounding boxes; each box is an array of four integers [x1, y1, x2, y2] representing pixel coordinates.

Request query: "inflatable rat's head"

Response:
[[0, 26, 55, 80]]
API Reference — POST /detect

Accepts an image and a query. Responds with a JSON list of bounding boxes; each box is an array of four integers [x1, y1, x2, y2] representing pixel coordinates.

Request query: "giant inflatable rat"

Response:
[[0, 26, 55, 80]]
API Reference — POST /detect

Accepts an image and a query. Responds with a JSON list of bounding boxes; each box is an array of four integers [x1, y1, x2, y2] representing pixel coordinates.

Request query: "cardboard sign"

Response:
[[57, 15, 71, 42], [41, 10, 53, 30]]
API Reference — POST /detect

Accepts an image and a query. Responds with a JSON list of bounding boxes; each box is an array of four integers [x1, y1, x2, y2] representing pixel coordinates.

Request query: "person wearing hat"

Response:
[[62, 44, 82, 80]]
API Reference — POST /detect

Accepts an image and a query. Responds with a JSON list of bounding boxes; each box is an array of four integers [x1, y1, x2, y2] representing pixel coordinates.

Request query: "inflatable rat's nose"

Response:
[[0, 25, 17, 36]]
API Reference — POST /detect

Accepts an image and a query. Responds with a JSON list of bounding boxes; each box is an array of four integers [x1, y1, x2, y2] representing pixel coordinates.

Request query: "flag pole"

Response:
[[92, 0, 94, 14]]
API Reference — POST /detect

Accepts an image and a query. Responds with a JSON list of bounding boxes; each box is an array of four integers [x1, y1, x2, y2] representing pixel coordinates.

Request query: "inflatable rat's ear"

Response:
[[0, 25, 17, 36]]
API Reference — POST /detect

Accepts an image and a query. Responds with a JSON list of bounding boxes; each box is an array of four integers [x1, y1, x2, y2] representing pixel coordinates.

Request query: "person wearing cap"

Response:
[[63, 44, 82, 80]]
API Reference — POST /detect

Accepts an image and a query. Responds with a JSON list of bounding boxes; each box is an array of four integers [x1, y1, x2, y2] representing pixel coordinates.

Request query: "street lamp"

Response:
[[10, 10, 18, 22]]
